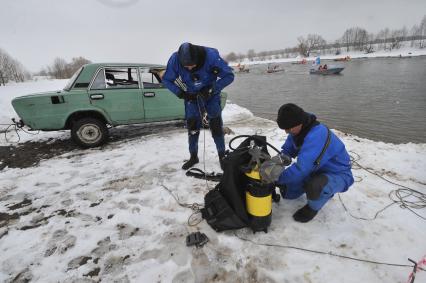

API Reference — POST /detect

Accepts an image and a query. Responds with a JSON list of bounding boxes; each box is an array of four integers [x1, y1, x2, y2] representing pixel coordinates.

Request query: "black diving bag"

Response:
[[200, 135, 269, 232], [200, 188, 246, 232]]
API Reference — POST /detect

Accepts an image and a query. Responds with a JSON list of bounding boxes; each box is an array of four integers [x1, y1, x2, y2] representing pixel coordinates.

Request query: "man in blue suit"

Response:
[[260, 103, 354, 222], [163, 42, 234, 170]]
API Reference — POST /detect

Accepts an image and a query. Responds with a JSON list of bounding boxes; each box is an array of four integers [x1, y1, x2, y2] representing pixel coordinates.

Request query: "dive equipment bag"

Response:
[[200, 135, 271, 232]]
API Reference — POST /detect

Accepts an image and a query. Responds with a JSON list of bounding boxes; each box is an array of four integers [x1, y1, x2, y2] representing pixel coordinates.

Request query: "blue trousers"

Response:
[[185, 94, 225, 155], [282, 173, 349, 211]]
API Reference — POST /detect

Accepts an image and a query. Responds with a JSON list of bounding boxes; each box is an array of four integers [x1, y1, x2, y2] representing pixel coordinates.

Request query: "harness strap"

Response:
[[314, 127, 331, 167]]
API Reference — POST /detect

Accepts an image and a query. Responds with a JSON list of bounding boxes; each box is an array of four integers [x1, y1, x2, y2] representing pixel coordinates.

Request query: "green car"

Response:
[[12, 63, 228, 147]]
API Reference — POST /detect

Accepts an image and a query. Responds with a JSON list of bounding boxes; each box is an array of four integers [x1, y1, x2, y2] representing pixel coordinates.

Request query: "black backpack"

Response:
[[200, 136, 269, 232]]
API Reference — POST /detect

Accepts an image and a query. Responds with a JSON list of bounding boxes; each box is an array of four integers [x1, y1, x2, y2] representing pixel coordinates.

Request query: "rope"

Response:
[[160, 184, 203, 226], [340, 151, 426, 221], [1, 121, 39, 143], [234, 231, 413, 268], [196, 95, 210, 191], [407, 256, 426, 283]]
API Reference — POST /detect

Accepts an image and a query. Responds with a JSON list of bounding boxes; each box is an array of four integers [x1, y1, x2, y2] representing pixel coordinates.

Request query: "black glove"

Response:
[[177, 91, 185, 99], [185, 92, 197, 101], [177, 91, 197, 101], [199, 86, 213, 100]]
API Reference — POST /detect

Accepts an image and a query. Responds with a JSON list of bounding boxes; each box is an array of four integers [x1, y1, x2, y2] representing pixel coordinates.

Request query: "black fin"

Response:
[[186, 168, 222, 182]]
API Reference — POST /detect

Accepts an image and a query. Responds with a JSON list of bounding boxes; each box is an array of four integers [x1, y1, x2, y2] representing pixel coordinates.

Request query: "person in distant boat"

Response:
[[162, 42, 234, 170], [323, 64, 328, 70], [314, 56, 321, 68], [318, 65, 323, 71], [238, 64, 247, 72], [259, 103, 354, 222]]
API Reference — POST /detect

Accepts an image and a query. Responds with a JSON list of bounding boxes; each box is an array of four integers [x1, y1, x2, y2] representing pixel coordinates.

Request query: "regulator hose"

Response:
[[228, 134, 281, 155]]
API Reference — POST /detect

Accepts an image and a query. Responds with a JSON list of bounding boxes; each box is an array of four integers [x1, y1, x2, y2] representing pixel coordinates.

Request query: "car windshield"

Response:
[[63, 67, 83, 91]]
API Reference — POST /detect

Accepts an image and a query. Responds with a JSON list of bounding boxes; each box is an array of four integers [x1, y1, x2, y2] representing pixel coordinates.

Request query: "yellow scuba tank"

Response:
[[245, 165, 273, 233]]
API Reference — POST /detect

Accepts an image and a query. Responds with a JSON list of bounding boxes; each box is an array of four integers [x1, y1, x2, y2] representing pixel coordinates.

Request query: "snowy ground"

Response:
[[1, 81, 426, 282]]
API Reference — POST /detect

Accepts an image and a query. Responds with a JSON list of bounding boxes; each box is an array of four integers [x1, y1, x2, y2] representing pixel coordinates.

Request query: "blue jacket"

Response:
[[278, 123, 354, 189], [162, 47, 234, 96]]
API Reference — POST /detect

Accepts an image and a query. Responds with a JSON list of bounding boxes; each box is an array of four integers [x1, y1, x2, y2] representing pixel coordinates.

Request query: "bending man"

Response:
[[163, 42, 234, 170]]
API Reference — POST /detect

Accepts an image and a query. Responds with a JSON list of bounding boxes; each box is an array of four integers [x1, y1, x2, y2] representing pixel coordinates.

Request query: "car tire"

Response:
[[71, 118, 109, 148]]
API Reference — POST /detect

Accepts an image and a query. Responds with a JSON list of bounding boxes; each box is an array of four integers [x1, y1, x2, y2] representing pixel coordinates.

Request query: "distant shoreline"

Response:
[[231, 48, 426, 66]]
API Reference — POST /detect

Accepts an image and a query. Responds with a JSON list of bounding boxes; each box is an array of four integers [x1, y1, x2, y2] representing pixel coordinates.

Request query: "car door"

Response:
[[139, 67, 184, 122], [88, 67, 145, 124]]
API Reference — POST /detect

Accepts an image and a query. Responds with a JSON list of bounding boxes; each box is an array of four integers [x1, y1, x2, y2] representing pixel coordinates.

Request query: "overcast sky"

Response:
[[1, 0, 425, 72]]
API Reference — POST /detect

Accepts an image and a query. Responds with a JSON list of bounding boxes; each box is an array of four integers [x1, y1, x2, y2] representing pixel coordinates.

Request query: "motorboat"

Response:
[[266, 64, 284, 73], [309, 67, 344, 75], [334, 56, 350, 62], [291, 58, 307, 64], [235, 63, 250, 73], [266, 68, 284, 73]]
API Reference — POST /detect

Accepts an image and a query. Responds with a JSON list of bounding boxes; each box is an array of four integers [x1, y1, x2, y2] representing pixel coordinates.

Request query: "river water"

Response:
[[226, 56, 426, 144]]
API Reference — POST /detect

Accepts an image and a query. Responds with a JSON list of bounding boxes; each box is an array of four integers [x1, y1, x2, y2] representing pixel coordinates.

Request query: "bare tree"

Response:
[[297, 36, 309, 56], [355, 28, 369, 51], [341, 28, 354, 51], [419, 15, 426, 48], [376, 28, 390, 50], [51, 57, 68, 79], [68, 57, 91, 75], [365, 33, 375, 53], [307, 34, 327, 53], [0, 48, 29, 85], [247, 49, 256, 61], [297, 34, 326, 56], [410, 25, 420, 47], [35, 68, 48, 77], [389, 28, 407, 50], [224, 52, 238, 62], [341, 27, 368, 51]]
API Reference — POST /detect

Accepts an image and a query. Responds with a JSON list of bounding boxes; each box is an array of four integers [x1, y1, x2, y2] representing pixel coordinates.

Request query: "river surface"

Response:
[[226, 56, 426, 144]]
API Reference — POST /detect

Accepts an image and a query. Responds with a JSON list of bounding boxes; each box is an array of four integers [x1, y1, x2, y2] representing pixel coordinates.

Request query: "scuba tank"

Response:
[[245, 165, 274, 233], [241, 139, 281, 233]]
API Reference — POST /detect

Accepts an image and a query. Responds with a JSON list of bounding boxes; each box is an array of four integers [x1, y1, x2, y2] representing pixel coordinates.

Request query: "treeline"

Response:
[[225, 15, 426, 62], [0, 48, 31, 86], [37, 57, 91, 79], [0, 50, 91, 85]]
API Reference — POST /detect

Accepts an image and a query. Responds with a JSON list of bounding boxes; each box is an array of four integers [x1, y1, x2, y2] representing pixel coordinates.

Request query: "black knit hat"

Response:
[[177, 42, 206, 67], [276, 103, 307, 129]]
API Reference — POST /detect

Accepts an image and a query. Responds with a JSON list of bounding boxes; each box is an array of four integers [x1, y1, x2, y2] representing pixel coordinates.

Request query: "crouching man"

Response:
[[260, 103, 354, 223]]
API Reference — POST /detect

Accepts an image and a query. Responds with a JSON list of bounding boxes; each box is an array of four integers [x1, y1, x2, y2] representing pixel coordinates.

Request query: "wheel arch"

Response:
[[65, 110, 110, 129]]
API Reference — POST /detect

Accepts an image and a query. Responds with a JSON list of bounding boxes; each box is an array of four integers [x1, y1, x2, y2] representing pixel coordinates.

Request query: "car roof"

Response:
[[72, 63, 166, 89], [85, 63, 166, 69]]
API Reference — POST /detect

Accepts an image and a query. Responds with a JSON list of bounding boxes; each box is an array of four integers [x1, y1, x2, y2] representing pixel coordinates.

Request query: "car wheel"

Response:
[[71, 118, 108, 148]]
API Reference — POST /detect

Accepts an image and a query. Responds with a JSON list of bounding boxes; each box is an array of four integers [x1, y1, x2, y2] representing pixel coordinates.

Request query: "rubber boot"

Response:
[[182, 153, 199, 170], [218, 151, 225, 170], [293, 204, 318, 223]]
